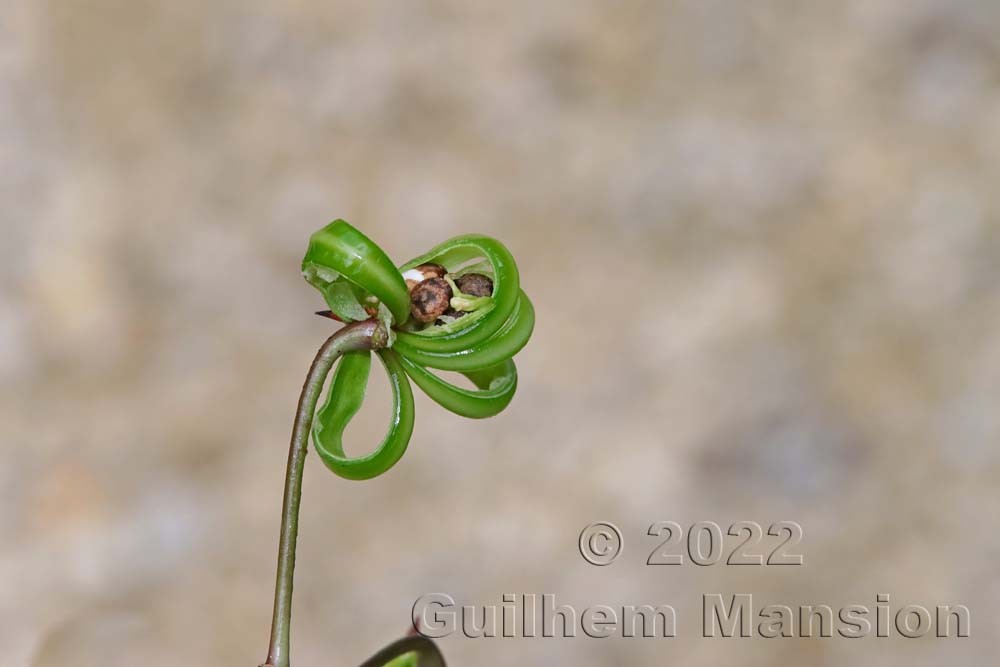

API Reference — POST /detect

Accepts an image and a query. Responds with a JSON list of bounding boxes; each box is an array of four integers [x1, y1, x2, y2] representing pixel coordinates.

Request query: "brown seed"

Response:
[[455, 273, 493, 297], [404, 263, 448, 291], [409, 277, 453, 323], [417, 263, 447, 279]]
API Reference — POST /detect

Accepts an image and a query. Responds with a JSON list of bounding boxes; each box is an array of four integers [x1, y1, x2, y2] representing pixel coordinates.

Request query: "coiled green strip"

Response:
[[312, 349, 414, 481]]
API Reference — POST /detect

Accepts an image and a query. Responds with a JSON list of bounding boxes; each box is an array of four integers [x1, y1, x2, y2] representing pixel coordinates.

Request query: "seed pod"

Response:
[[410, 277, 453, 323], [402, 263, 447, 291], [455, 273, 493, 298]]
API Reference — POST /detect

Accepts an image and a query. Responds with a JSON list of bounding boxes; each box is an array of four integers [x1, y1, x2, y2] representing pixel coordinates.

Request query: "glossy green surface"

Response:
[[312, 349, 414, 480], [400, 357, 517, 419], [392, 291, 534, 371], [302, 220, 411, 325]]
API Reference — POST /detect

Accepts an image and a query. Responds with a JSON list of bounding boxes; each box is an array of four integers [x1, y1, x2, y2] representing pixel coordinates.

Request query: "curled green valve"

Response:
[[301, 219, 534, 481]]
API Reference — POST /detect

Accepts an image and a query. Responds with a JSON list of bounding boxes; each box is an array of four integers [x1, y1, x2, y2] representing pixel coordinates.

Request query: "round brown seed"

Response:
[[409, 277, 453, 323], [455, 273, 493, 297], [416, 263, 447, 279], [405, 263, 448, 291]]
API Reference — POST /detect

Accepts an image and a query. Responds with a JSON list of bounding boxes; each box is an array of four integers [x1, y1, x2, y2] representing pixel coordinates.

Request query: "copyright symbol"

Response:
[[579, 522, 623, 566]]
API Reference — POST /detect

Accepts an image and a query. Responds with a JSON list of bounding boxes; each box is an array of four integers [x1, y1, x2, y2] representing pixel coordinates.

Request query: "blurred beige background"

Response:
[[3, 1, 999, 665]]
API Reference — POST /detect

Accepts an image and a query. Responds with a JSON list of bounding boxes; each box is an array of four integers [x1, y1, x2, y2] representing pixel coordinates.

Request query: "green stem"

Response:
[[263, 318, 388, 667]]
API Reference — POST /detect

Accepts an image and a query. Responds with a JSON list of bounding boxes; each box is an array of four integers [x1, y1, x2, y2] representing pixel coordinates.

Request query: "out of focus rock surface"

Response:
[[3, 1, 999, 664]]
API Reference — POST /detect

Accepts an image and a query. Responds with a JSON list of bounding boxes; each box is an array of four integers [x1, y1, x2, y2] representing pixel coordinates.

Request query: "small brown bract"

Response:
[[410, 277, 453, 323], [435, 307, 467, 326], [455, 273, 494, 297]]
